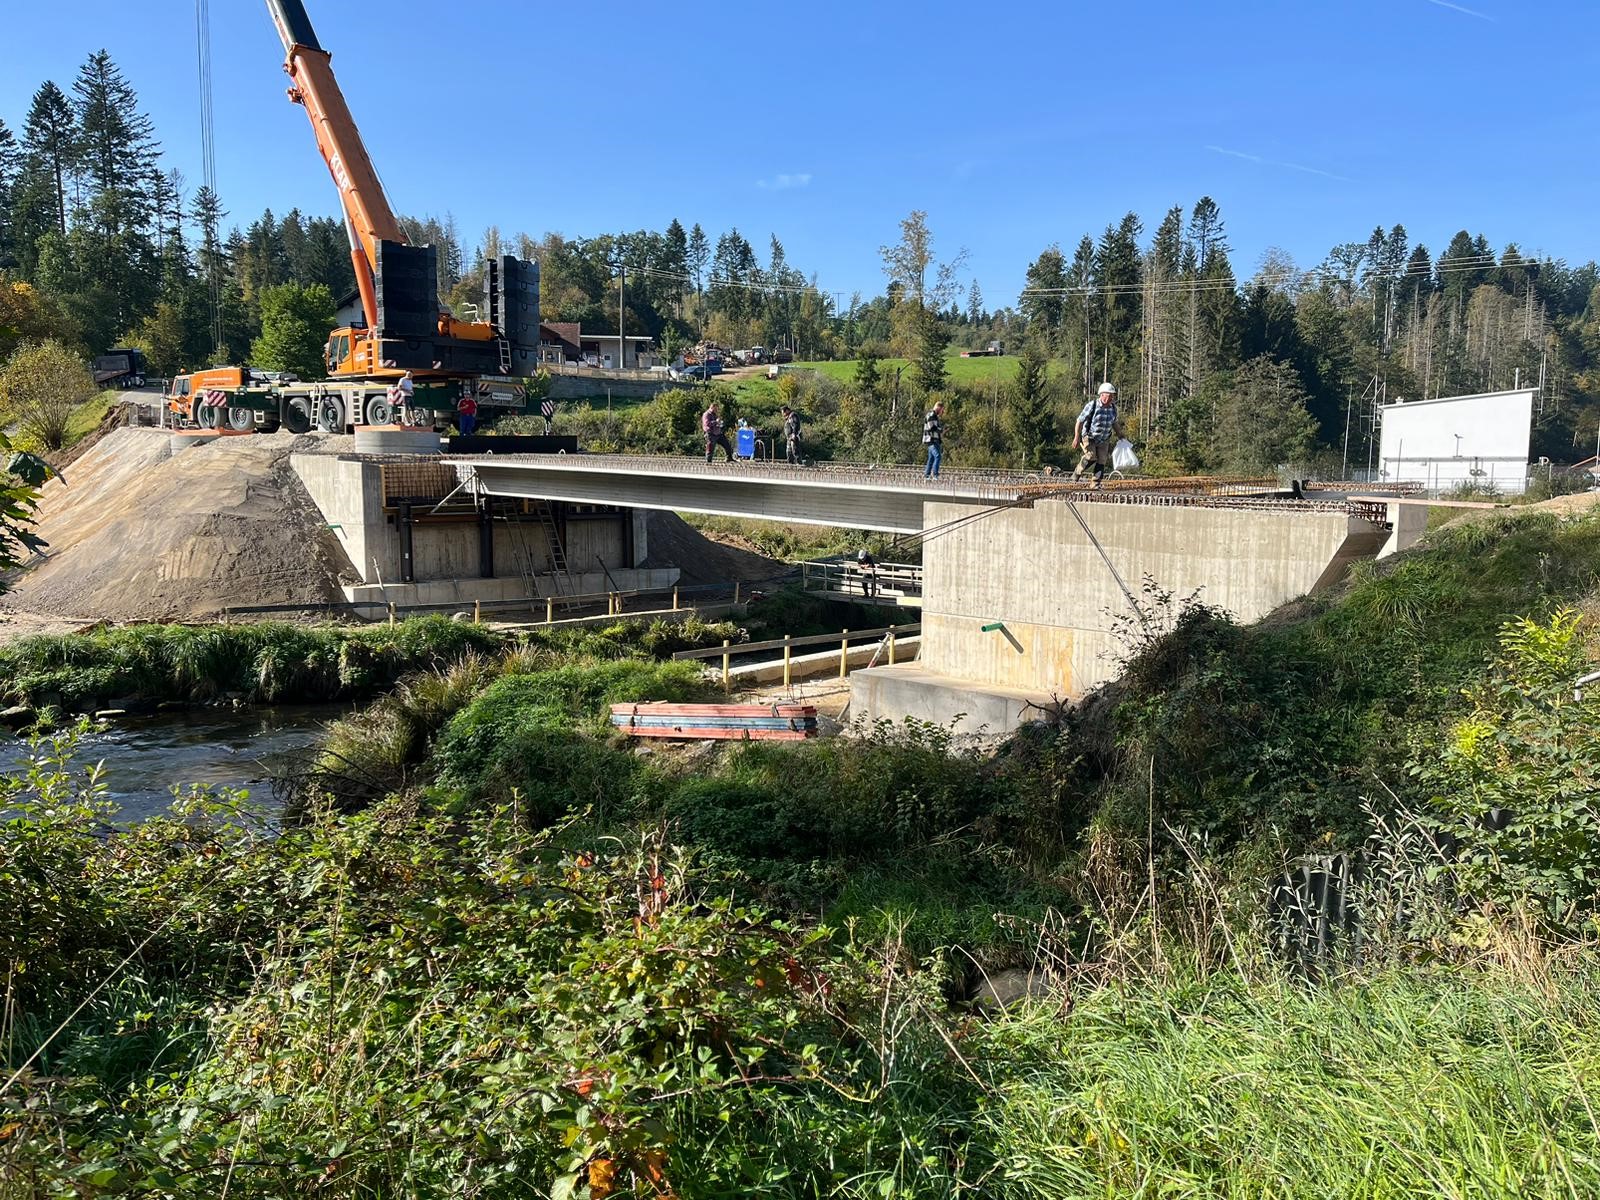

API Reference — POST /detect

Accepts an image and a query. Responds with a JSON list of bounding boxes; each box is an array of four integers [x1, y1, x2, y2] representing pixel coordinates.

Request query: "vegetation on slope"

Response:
[[5, 505, 1600, 1196]]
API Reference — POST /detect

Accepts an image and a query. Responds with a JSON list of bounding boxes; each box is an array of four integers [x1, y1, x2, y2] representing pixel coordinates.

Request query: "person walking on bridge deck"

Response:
[[1073, 383, 1125, 488], [781, 404, 803, 465], [922, 402, 945, 478], [702, 401, 734, 463]]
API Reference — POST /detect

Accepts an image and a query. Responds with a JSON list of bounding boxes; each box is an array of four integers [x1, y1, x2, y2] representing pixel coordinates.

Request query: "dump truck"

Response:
[[92, 348, 148, 389], [167, 1, 544, 434]]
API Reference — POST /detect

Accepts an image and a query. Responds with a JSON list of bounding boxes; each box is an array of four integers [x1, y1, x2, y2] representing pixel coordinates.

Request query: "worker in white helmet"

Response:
[[1072, 382, 1126, 488]]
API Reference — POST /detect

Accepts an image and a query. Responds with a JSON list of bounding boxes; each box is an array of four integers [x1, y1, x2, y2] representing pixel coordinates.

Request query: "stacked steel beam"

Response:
[[609, 702, 819, 741]]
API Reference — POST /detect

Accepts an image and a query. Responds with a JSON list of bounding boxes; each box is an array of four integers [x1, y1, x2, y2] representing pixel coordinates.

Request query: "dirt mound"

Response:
[[1534, 489, 1600, 516], [3, 428, 354, 621], [643, 511, 789, 588]]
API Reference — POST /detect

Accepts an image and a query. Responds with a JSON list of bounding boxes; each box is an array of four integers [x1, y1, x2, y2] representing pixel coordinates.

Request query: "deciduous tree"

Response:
[[0, 338, 94, 450], [250, 282, 334, 380]]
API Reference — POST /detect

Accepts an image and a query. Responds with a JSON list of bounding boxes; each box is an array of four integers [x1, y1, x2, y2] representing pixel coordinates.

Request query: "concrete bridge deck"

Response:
[[447, 453, 1360, 535], [449, 453, 1049, 533]]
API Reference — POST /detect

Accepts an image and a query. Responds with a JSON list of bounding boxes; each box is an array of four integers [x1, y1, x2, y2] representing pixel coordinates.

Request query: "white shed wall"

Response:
[[1377, 389, 1533, 495]]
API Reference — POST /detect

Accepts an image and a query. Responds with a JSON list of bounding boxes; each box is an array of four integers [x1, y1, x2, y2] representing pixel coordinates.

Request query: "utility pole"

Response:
[[617, 253, 626, 370]]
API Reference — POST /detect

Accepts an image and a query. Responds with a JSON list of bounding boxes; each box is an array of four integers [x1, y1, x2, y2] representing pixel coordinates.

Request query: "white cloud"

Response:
[[756, 173, 812, 190]]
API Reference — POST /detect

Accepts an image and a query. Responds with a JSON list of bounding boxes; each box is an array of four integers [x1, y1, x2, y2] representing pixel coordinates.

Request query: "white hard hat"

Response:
[[1098, 382, 1117, 395]]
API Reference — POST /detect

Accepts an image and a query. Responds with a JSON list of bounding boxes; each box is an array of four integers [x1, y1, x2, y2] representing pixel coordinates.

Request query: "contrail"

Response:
[[1206, 145, 1351, 183], [1426, 0, 1494, 20]]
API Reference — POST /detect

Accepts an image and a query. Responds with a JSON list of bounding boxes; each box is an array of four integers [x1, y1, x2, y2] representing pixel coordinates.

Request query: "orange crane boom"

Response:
[[266, 0, 396, 332], [263, 0, 541, 384]]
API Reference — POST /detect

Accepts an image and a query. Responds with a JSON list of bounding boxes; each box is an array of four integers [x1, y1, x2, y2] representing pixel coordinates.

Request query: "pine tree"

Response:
[[1095, 211, 1143, 396], [1008, 340, 1055, 466], [72, 50, 160, 237], [1144, 205, 1186, 426], [1021, 245, 1066, 345], [20, 82, 76, 238], [916, 306, 950, 392], [967, 280, 984, 329], [192, 185, 227, 358], [1061, 235, 1097, 395], [686, 223, 709, 294], [0, 118, 18, 269]]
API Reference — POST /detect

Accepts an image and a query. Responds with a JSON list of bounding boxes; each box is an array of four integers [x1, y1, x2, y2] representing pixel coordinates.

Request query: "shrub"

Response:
[[1413, 609, 1600, 928]]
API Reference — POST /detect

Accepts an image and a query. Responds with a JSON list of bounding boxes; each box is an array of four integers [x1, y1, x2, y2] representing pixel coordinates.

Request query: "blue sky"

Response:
[[4, 0, 1598, 305]]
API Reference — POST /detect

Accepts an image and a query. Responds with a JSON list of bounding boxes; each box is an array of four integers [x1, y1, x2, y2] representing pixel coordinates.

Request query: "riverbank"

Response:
[[6, 503, 1600, 1195]]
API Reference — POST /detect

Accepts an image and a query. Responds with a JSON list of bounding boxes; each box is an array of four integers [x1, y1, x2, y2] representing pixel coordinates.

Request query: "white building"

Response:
[[1376, 388, 1534, 496], [577, 334, 659, 371]]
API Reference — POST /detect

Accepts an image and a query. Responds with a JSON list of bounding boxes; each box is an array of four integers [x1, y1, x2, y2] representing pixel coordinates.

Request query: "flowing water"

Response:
[[10, 706, 344, 823]]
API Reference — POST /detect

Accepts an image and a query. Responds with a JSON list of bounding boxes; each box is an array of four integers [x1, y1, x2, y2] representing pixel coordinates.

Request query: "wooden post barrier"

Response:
[[473, 599, 481, 624], [888, 628, 896, 665], [840, 629, 849, 679], [672, 585, 679, 611], [734, 580, 741, 606], [721, 638, 731, 694], [546, 596, 554, 624], [782, 634, 792, 689], [387, 602, 396, 626]]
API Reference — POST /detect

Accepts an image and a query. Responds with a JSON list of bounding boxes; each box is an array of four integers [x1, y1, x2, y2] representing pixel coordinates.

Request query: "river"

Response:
[[10, 706, 343, 823]]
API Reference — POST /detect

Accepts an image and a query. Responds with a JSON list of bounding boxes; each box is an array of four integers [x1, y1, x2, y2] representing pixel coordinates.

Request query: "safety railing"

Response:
[[221, 578, 764, 625], [672, 622, 920, 691], [800, 559, 923, 602]]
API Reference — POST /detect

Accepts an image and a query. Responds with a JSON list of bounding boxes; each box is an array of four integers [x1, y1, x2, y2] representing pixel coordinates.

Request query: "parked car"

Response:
[[678, 364, 714, 382]]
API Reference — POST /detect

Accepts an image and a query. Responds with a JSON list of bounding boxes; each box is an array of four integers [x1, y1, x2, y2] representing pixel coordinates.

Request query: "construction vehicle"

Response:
[[92, 348, 148, 389], [170, 1, 544, 434]]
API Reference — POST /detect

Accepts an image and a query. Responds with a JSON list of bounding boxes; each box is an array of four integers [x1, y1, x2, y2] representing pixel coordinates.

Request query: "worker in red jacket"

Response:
[[457, 391, 478, 436]]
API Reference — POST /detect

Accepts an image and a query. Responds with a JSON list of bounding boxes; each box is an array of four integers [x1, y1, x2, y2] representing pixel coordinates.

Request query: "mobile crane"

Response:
[[171, 0, 542, 434]]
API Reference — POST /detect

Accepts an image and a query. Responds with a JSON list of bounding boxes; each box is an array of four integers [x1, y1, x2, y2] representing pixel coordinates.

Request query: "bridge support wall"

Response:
[[852, 498, 1388, 733]]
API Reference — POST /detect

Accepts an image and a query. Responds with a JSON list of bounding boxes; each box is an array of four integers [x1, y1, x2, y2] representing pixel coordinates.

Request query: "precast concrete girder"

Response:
[[449, 455, 1021, 534]]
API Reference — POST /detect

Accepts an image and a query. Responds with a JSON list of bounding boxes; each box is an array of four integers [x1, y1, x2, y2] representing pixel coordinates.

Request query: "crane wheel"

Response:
[[284, 398, 313, 435], [315, 396, 346, 434], [225, 407, 254, 432], [365, 396, 395, 426], [196, 402, 221, 430]]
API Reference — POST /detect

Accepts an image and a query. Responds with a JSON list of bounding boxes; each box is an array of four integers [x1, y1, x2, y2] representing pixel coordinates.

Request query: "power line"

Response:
[[195, 0, 222, 354], [1016, 252, 1549, 300]]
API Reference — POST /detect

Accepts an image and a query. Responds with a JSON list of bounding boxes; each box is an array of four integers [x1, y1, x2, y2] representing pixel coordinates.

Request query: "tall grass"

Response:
[[975, 964, 1600, 1199]]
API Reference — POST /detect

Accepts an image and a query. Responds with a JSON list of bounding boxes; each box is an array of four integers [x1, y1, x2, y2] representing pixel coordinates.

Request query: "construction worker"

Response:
[[398, 369, 415, 421], [923, 402, 945, 478], [540, 395, 555, 435], [781, 404, 803, 465], [702, 401, 733, 463], [1073, 383, 1125, 488], [456, 390, 478, 436], [857, 547, 878, 597]]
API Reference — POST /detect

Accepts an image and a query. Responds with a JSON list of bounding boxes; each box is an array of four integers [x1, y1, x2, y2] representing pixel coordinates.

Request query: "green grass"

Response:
[[63, 388, 118, 445], [973, 965, 1600, 1198], [792, 352, 1023, 387]]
